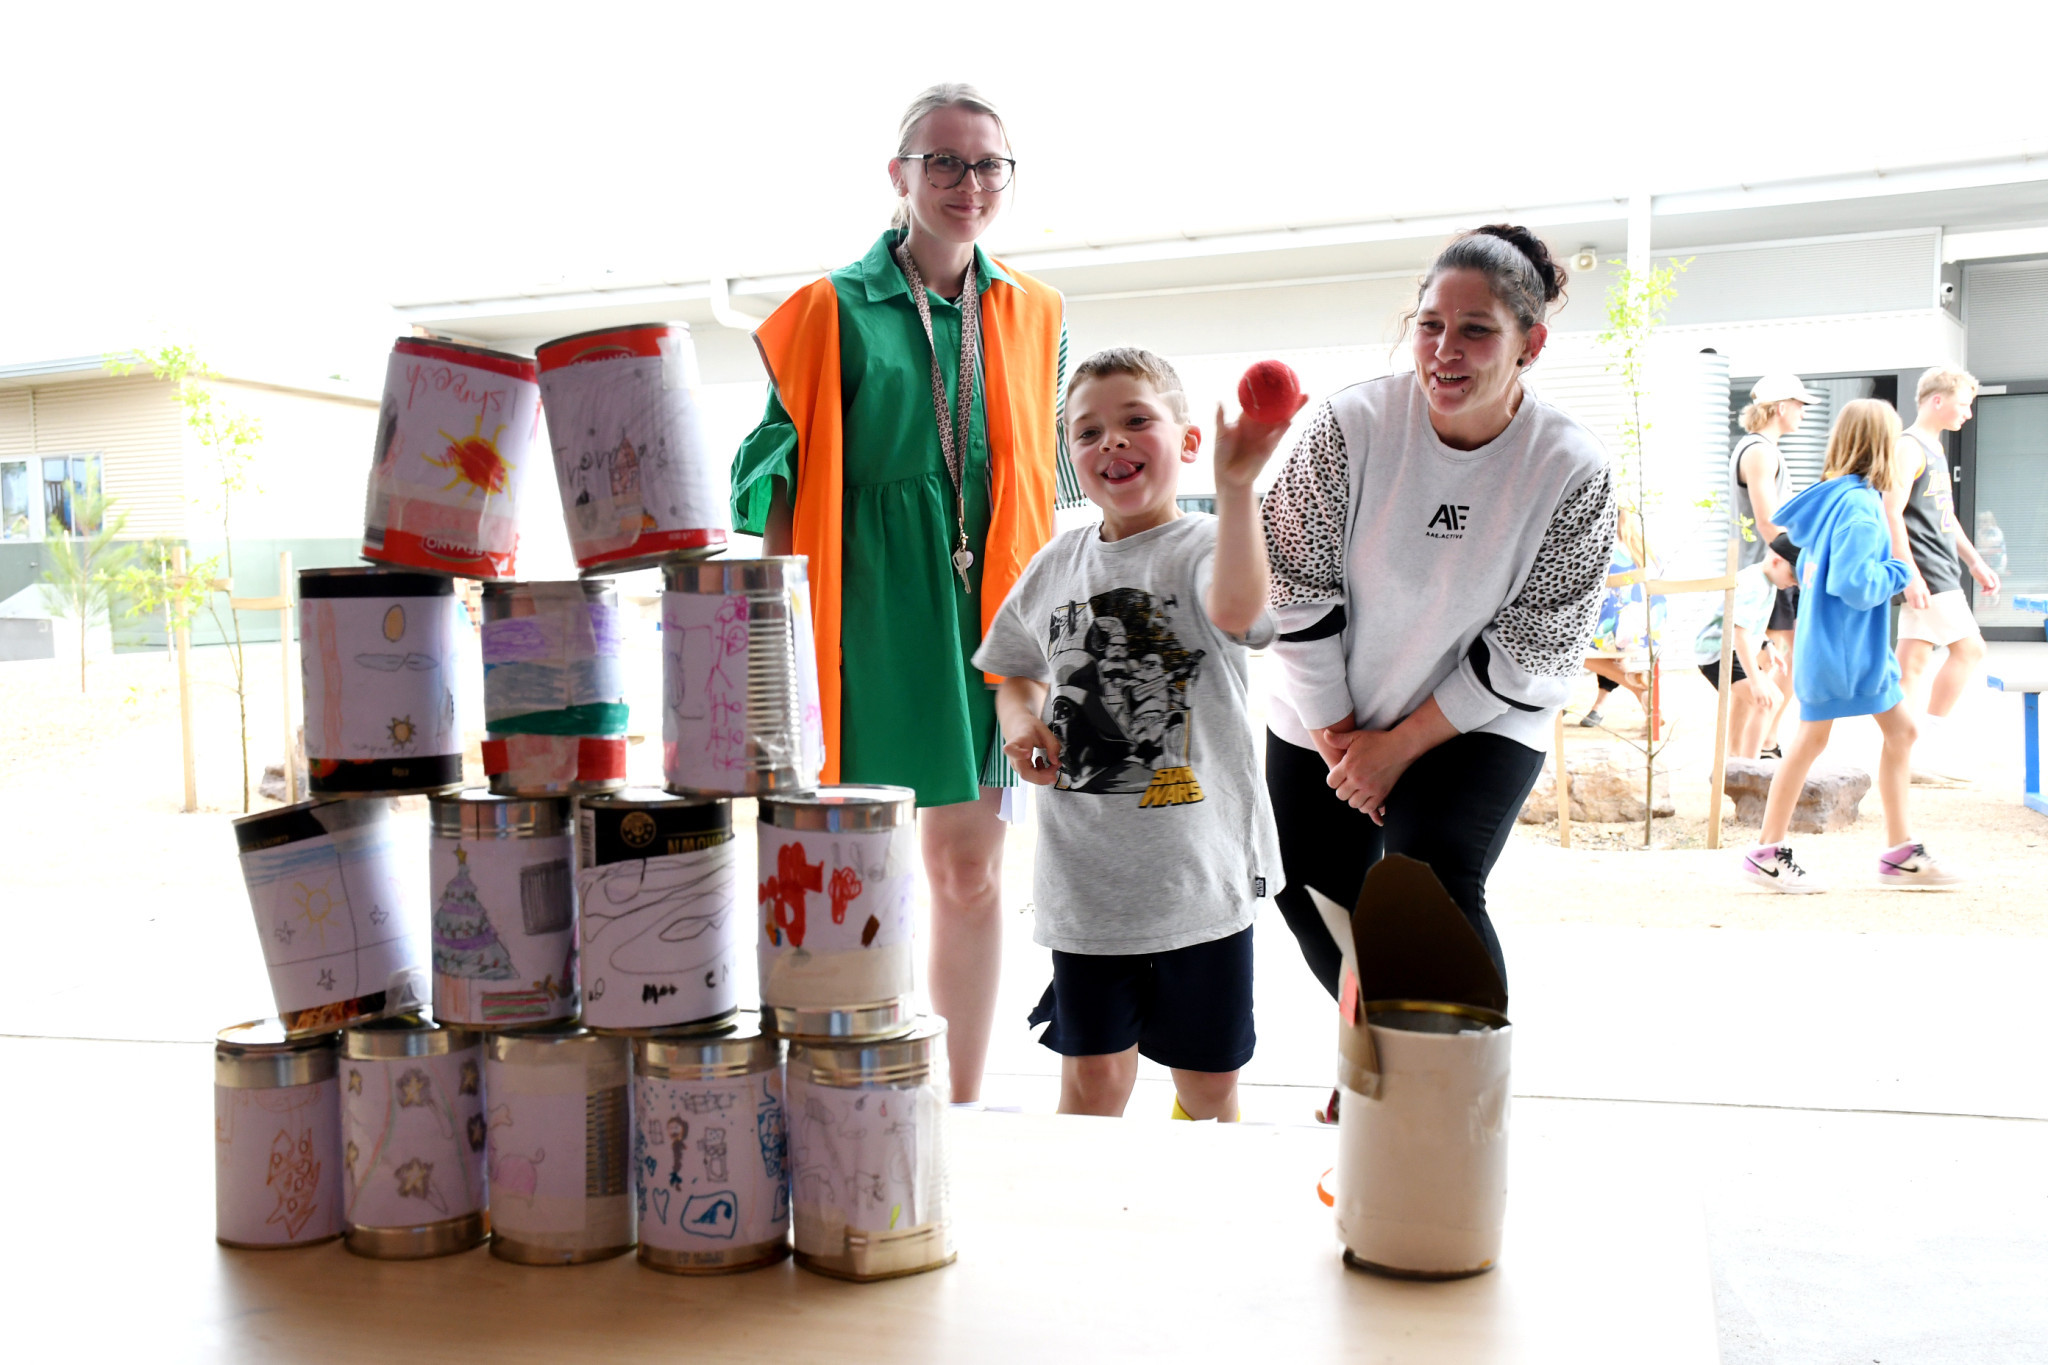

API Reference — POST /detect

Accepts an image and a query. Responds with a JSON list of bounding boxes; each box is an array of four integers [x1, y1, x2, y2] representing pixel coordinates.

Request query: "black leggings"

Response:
[[1264, 730, 1545, 1004]]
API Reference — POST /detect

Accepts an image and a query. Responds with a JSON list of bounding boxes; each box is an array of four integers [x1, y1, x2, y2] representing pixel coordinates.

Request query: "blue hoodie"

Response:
[[1771, 474, 1913, 720]]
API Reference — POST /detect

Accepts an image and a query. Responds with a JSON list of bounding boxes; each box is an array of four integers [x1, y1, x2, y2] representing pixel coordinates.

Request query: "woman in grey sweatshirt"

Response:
[[1260, 225, 1615, 999]]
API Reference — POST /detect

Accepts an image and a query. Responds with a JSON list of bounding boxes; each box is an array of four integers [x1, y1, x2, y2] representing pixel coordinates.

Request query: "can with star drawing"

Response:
[[214, 1019, 343, 1249], [363, 336, 542, 579], [339, 1015, 488, 1258]]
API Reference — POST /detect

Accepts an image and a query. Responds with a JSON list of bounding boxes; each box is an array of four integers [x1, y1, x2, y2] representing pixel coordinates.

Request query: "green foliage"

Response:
[[1596, 257, 1692, 847], [104, 344, 265, 810], [38, 471, 138, 692]]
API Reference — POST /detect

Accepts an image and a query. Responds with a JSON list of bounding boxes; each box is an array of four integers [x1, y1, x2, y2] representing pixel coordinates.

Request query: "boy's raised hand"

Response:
[[1212, 394, 1308, 491]]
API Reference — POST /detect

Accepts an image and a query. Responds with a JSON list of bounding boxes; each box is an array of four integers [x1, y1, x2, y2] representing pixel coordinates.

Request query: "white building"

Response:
[[400, 154, 2048, 642]]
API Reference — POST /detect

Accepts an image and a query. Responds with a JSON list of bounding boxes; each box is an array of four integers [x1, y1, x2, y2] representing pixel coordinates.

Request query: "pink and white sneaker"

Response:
[[1743, 844, 1824, 893], [1876, 841, 1965, 889]]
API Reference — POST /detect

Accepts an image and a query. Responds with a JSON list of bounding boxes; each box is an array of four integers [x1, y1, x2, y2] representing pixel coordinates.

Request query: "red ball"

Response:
[[1237, 360, 1303, 425]]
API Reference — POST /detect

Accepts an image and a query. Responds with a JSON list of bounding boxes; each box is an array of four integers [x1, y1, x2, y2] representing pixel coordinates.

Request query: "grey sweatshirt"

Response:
[[1262, 375, 1616, 753]]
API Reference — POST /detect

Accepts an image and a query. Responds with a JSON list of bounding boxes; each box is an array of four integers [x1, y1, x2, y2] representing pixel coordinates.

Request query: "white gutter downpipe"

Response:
[[708, 277, 766, 332], [1626, 190, 1653, 283]]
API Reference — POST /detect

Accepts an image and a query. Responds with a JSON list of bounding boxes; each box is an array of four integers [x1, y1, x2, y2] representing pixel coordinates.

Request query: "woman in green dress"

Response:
[[730, 84, 1074, 1102]]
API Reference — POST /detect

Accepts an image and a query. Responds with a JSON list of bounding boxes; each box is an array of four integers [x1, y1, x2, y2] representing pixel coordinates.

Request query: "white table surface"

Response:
[[0, 1035, 1715, 1363]]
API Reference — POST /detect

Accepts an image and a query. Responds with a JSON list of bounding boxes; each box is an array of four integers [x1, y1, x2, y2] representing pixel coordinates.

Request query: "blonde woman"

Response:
[[1743, 400, 1960, 893], [1733, 373, 1815, 754], [730, 84, 1078, 1101]]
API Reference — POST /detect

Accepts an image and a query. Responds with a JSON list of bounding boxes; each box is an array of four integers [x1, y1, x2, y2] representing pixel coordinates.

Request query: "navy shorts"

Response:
[[1026, 926, 1255, 1073]]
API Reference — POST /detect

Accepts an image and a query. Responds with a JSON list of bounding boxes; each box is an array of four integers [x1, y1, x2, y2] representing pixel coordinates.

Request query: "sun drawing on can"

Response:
[[388, 715, 417, 749], [426, 413, 513, 499]]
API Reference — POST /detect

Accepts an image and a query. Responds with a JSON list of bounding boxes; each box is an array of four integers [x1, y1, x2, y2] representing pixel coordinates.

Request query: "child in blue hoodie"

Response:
[[1743, 399, 1963, 893]]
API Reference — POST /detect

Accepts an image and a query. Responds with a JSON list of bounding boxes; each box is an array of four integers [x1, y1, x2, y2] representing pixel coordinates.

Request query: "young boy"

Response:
[[971, 347, 1301, 1121], [1885, 367, 2002, 781]]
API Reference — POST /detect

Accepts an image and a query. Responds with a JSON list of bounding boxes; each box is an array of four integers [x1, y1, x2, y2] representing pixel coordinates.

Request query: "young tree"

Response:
[[1598, 258, 1689, 848], [106, 345, 265, 810], [39, 471, 137, 693]]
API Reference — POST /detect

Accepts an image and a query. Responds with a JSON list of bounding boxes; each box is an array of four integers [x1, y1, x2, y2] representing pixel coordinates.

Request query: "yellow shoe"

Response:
[[1170, 1097, 1242, 1121]]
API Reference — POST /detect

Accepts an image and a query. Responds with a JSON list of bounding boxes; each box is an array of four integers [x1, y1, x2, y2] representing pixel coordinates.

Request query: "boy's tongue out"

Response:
[[1105, 458, 1141, 483]]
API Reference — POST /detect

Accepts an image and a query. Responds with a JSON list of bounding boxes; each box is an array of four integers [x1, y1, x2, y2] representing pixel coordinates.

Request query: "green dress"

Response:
[[731, 230, 1079, 808]]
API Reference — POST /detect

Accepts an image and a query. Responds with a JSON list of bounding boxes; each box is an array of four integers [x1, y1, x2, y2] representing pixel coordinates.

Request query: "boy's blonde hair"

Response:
[[1916, 365, 1978, 405], [1821, 399, 1906, 492], [1739, 399, 1789, 435], [1067, 347, 1189, 423], [891, 84, 1009, 230]]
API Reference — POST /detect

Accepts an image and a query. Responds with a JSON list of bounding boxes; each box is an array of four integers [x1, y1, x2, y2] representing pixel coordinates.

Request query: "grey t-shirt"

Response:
[[973, 515, 1284, 956]]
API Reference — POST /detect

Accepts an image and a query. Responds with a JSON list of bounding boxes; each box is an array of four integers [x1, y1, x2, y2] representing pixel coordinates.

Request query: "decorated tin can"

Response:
[[429, 791, 578, 1029], [758, 786, 917, 1040], [633, 1019, 789, 1274], [1335, 1002, 1512, 1280], [215, 1020, 343, 1249], [301, 567, 463, 797], [536, 322, 727, 574], [363, 336, 542, 579], [661, 557, 824, 796], [232, 798, 429, 1035], [480, 579, 629, 797], [787, 1019, 952, 1282], [577, 789, 739, 1033], [483, 1023, 634, 1264], [340, 1015, 488, 1258]]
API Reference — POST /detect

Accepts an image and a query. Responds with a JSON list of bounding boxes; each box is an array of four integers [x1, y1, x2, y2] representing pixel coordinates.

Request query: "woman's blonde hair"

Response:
[[1739, 399, 1785, 434], [1821, 399, 1906, 492], [891, 83, 1009, 230]]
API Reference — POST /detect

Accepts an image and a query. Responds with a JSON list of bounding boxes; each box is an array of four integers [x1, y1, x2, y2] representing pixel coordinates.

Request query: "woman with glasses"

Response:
[[731, 83, 1077, 1105]]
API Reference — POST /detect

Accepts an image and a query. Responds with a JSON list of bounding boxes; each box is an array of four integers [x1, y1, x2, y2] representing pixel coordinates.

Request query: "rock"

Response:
[[259, 727, 310, 803], [1721, 758, 1870, 832], [1519, 744, 1673, 824]]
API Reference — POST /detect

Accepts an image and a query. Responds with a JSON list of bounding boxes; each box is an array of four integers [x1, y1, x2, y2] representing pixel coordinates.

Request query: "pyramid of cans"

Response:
[[215, 324, 953, 1280]]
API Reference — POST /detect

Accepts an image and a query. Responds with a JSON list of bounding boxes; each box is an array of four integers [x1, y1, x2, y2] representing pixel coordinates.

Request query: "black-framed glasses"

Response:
[[899, 153, 1015, 192]]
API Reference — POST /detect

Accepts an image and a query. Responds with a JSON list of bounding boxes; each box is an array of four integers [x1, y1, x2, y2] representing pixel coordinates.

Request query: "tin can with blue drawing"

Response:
[[787, 1018, 954, 1282], [758, 786, 918, 1042], [631, 1019, 789, 1274], [429, 791, 578, 1030], [300, 567, 464, 797], [576, 789, 739, 1034], [340, 1015, 489, 1259], [480, 579, 630, 798], [214, 1019, 344, 1249], [484, 1022, 634, 1265], [232, 797, 429, 1037]]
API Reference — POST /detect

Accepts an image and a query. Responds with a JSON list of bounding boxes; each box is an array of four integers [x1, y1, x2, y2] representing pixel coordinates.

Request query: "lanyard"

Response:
[[893, 241, 979, 592]]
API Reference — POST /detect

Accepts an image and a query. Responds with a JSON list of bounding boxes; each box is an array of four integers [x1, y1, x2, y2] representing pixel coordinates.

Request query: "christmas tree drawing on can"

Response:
[[431, 848, 518, 981]]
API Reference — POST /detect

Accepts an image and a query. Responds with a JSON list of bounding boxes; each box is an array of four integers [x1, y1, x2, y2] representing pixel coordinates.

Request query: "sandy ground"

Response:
[[1498, 654, 2047, 937], [2, 640, 2041, 938]]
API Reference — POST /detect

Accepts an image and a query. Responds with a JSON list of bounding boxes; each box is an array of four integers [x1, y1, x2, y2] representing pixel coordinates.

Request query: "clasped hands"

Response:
[[1312, 716, 1417, 827]]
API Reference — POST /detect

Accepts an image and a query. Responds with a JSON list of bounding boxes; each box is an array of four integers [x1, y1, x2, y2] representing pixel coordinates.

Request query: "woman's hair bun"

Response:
[[1475, 224, 1566, 305]]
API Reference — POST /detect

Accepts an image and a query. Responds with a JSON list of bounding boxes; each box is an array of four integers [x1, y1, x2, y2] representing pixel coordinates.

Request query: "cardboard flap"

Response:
[[1351, 855, 1507, 1013]]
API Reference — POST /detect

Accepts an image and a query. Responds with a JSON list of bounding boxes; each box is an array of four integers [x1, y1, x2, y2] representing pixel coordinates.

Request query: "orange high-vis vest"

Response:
[[753, 263, 1063, 784]]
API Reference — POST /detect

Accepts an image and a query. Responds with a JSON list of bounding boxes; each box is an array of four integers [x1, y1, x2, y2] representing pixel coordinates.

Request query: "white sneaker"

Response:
[[1743, 844, 1825, 893], [1876, 841, 1965, 889]]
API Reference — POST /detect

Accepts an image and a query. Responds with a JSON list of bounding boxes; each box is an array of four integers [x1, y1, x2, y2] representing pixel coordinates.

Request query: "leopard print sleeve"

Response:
[[1493, 464, 1617, 678], [1261, 401, 1350, 611]]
